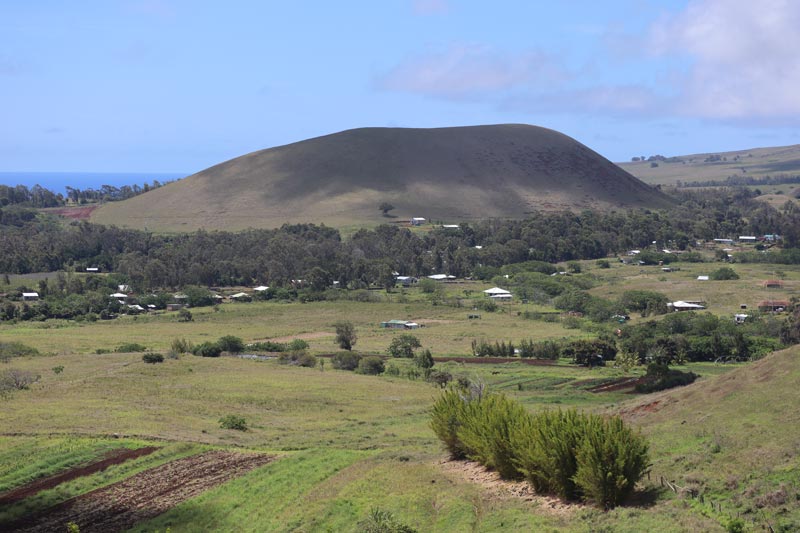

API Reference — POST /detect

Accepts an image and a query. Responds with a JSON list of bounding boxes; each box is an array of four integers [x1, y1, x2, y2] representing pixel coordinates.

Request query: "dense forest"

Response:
[[1, 188, 799, 292]]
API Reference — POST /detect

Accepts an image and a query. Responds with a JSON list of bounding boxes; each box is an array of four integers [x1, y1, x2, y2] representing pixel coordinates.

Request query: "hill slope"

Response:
[[622, 346, 800, 531], [92, 124, 671, 231], [619, 143, 800, 186]]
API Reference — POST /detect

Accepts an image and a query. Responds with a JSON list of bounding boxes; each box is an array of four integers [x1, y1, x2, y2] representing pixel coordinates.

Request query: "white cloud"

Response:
[[650, 0, 800, 121], [376, 44, 569, 99]]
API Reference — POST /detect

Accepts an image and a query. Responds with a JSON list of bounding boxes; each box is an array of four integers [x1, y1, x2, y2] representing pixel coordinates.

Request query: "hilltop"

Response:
[[91, 124, 671, 231], [619, 143, 800, 186]]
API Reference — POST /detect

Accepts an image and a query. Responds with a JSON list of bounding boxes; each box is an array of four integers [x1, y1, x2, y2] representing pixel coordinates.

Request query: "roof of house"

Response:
[[758, 300, 790, 307], [483, 287, 511, 295], [230, 292, 249, 298], [670, 301, 706, 309], [110, 292, 128, 298], [383, 319, 408, 325], [22, 292, 39, 297], [427, 274, 448, 280], [253, 285, 269, 291]]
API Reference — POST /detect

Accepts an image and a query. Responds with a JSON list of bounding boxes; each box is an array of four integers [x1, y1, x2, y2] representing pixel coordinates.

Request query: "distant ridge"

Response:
[[92, 124, 672, 231]]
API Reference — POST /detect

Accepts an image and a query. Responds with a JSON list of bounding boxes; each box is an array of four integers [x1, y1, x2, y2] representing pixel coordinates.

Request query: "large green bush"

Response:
[[573, 415, 650, 508], [512, 409, 587, 499], [331, 351, 362, 371], [0, 341, 39, 362], [356, 356, 385, 375], [430, 392, 650, 508], [457, 394, 529, 480], [192, 341, 222, 357], [217, 335, 244, 354], [430, 389, 470, 459], [388, 333, 422, 358]]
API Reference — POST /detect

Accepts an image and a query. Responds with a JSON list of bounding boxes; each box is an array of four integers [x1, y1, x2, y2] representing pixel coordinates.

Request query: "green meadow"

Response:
[[1, 258, 798, 531]]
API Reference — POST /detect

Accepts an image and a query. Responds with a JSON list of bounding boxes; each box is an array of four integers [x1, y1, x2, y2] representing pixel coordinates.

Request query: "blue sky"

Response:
[[2, 0, 800, 174]]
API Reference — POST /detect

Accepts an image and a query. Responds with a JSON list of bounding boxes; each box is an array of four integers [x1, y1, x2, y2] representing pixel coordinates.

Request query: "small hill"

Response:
[[619, 144, 800, 186], [91, 124, 671, 231], [622, 346, 800, 530]]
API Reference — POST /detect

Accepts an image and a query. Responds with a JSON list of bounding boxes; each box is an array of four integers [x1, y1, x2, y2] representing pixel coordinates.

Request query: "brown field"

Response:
[[8, 451, 272, 533]]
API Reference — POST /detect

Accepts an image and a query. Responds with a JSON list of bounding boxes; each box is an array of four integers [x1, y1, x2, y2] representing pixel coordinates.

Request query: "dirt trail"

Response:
[[0, 446, 159, 505], [6, 450, 273, 533]]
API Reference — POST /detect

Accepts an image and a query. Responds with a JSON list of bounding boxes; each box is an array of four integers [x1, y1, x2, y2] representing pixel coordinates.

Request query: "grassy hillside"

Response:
[[91, 125, 671, 231], [619, 144, 800, 186], [622, 345, 800, 532]]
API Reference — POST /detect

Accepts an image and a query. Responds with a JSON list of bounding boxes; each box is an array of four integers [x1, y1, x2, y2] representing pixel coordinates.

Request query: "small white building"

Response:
[[253, 285, 269, 292], [21, 292, 39, 301], [669, 301, 706, 311], [697, 275, 709, 281], [483, 287, 511, 296], [410, 217, 426, 226], [738, 236, 757, 243]]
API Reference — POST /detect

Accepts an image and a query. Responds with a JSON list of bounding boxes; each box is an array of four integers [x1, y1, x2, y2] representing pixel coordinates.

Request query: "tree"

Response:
[[378, 202, 395, 216], [414, 349, 434, 378], [388, 333, 421, 358], [334, 321, 357, 350]]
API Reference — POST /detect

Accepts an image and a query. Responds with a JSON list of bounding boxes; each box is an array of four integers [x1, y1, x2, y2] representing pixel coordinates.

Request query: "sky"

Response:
[[2, 0, 800, 174]]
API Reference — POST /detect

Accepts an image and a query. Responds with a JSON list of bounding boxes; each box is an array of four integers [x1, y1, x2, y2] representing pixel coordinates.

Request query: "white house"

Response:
[[410, 217, 426, 226], [253, 285, 269, 292], [669, 301, 706, 311], [21, 292, 39, 301], [483, 287, 511, 296], [110, 292, 129, 302], [697, 275, 709, 281], [230, 292, 249, 299]]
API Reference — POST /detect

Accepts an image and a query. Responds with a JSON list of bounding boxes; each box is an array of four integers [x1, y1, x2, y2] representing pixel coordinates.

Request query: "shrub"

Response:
[[142, 353, 165, 364], [357, 356, 385, 375], [414, 349, 434, 371], [331, 351, 362, 371], [0, 369, 41, 391], [357, 508, 418, 533], [278, 351, 317, 368], [385, 364, 400, 376], [177, 308, 193, 322], [573, 415, 650, 508], [0, 341, 39, 362], [334, 321, 357, 350], [170, 337, 193, 354], [52, 365, 64, 374], [115, 342, 148, 353], [219, 414, 248, 431], [596, 259, 611, 269], [709, 266, 740, 280], [457, 394, 529, 480], [248, 341, 286, 352], [634, 363, 698, 393], [428, 370, 452, 388], [217, 335, 244, 354], [388, 334, 421, 358], [286, 339, 310, 351], [430, 389, 471, 459], [192, 342, 222, 357], [512, 409, 588, 499]]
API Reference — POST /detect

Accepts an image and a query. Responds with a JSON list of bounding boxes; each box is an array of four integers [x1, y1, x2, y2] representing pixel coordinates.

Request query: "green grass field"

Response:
[[1, 259, 799, 531]]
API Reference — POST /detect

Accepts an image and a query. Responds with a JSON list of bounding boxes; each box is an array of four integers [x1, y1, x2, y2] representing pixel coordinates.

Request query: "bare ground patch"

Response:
[[7, 450, 273, 533], [437, 459, 582, 517], [0, 446, 159, 505]]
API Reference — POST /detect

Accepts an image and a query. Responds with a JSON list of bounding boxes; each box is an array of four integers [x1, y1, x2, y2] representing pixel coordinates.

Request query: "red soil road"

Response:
[[6, 450, 273, 533], [0, 446, 159, 505]]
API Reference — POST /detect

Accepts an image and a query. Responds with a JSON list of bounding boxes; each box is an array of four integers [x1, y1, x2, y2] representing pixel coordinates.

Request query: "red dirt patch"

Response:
[[7, 450, 273, 533], [47, 205, 99, 220], [0, 446, 159, 505]]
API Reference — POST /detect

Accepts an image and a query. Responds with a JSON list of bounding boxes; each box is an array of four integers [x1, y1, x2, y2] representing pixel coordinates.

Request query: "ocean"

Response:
[[0, 172, 189, 194]]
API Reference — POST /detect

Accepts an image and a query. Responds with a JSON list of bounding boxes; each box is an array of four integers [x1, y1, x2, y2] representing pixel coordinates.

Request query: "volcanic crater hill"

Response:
[[91, 124, 673, 231]]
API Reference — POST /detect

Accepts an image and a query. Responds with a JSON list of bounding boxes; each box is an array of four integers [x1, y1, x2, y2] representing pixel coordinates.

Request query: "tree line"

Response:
[[0, 180, 170, 208]]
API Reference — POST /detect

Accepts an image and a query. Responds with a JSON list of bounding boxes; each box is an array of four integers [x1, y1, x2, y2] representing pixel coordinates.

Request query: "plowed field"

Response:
[[7, 450, 272, 533]]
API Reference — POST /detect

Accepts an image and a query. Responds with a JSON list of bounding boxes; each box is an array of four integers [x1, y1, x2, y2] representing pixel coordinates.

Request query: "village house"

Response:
[[669, 301, 706, 312], [21, 291, 39, 302], [410, 217, 426, 226], [758, 300, 790, 312], [380, 319, 419, 329]]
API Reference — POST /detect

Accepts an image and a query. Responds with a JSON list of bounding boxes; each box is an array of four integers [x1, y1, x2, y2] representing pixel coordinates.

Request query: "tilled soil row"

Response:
[[7, 450, 273, 533], [0, 446, 159, 505]]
